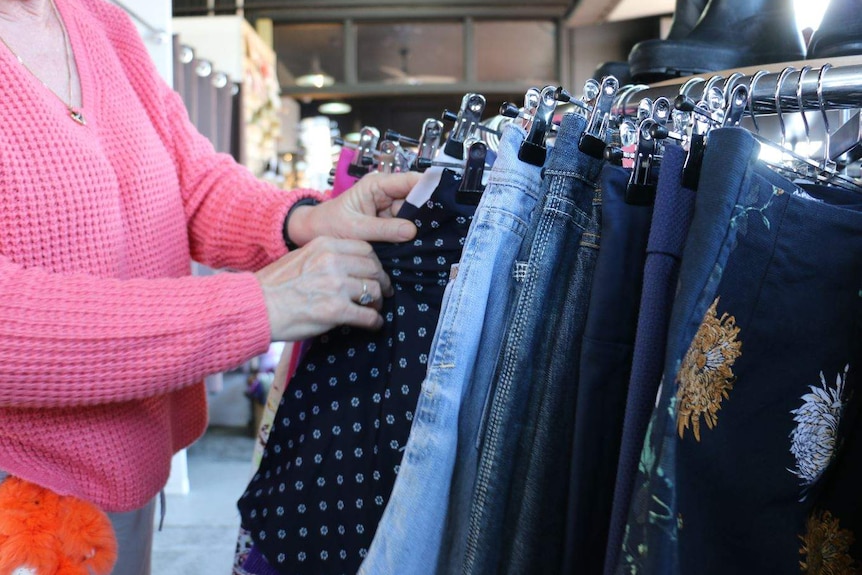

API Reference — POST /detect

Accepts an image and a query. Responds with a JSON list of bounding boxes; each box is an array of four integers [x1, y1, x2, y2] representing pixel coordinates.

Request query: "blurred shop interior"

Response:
[[151, 0, 826, 191]]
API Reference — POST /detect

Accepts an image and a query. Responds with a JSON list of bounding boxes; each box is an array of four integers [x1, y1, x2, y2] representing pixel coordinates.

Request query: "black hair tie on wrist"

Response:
[[282, 198, 321, 250]]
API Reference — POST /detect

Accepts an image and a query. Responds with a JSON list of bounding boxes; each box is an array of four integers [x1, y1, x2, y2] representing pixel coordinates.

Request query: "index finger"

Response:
[[367, 171, 423, 203]]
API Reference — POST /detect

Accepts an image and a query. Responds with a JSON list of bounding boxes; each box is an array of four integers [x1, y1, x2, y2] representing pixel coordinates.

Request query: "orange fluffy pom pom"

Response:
[[0, 477, 117, 575]]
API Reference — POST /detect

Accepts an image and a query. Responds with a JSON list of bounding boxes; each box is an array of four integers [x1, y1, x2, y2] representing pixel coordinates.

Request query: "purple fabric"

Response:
[[242, 546, 282, 575]]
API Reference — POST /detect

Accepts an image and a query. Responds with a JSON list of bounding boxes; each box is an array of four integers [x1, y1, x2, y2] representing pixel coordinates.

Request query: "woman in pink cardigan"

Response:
[[0, 0, 420, 572]]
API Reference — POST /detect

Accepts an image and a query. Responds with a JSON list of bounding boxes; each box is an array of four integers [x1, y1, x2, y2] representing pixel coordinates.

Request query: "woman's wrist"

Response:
[[282, 198, 320, 250]]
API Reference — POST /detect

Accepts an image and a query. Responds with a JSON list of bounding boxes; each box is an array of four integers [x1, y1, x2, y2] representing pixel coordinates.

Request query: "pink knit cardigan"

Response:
[[0, 0, 324, 512]]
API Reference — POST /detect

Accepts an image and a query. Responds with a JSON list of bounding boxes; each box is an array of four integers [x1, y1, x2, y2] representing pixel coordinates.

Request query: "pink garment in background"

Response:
[[331, 147, 361, 197]]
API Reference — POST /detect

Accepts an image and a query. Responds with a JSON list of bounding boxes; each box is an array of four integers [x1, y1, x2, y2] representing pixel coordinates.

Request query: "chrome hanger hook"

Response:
[[795, 65, 812, 152], [614, 83, 649, 118], [747, 70, 770, 134], [774, 66, 796, 150], [723, 72, 746, 102], [679, 77, 705, 99], [703, 74, 725, 98], [816, 63, 834, 170]]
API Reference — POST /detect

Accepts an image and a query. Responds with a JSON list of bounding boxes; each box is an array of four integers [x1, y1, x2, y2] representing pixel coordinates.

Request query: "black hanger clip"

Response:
[[625, 98, 672, 205], [442, 93, 487, 159], [678, 83, 724, 189], [518, 85, 566, 166], [456, 140, 488, 205], [625, 119, 659, 205], [579, 76, 619, 159]]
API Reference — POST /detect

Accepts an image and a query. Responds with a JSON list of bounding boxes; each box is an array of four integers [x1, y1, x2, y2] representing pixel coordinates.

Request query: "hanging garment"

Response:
[[447, 112, 603, 575], [358, 123, 543, 575], [494, 113, 604, 575], [562, 162, 654, 574], [330, 148, 360, 198], [234, 342, 304, 575], [603, 144, 697, 575], [615, 127, 862, 574], [237, 168, 474, 575]]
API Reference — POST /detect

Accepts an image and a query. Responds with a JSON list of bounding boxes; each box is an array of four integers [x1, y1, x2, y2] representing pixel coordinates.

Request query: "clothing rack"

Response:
[[613, 61, 862, 118]]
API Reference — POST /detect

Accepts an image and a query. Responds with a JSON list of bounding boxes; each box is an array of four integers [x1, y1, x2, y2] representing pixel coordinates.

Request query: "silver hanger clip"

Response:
[[499, 87, 543, 129], [348, 126, 380, 177], [579, 75, 619, 159], [722, 84, 749, 128], [625, 97, 672, 205], [442, 93, 487, 159], [411, 118, 445, 171], [376, 139, 399, 174], [518, 85, 567, 166], [625, 119, 660, 205]]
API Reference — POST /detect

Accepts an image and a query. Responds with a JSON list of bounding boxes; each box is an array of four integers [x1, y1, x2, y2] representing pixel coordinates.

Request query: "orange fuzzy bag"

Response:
[[0, 477, 117, 575]]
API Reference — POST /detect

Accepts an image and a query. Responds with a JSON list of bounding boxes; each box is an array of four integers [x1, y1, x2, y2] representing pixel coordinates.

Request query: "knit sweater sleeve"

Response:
[[0, 258, 272, 409], [100, 3, 326, 271]]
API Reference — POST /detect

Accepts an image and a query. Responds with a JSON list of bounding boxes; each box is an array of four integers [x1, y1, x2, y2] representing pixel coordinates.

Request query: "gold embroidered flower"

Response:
[[675, 297, 742, 441], [800, 510, 859, 574]]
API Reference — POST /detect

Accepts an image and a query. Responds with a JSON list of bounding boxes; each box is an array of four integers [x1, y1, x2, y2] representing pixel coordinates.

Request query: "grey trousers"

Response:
[[107, 497, 157, 575]]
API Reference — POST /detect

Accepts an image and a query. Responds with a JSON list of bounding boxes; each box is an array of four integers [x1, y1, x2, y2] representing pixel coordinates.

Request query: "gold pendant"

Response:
[[69, 108, 86, 126]]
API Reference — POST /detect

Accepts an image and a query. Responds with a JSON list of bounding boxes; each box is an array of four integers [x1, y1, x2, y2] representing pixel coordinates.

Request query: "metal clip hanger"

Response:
[[376, 139, 399, 174], [519, 85, 567, 166], [579, 76, 619, 159], [673, 78, 726, 189], [348, 126, 381, 177], [411, 118, 445, 172], [456, 140, 489, 205], [443, 93, 487, 159], [625, 97, 672, 205], [500, 86, 565, 138], [381, 129, 422, 173]]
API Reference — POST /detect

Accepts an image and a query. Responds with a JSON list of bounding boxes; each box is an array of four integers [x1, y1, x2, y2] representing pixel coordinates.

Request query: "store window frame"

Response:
[[269, 17, 566, 99]]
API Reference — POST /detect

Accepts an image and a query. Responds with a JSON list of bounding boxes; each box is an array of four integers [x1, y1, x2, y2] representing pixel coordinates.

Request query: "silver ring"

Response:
[[358, 281, 374, 306]]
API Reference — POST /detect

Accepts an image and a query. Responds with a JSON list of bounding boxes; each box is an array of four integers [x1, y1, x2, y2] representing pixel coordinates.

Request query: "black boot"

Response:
[[665, 0, 710, 40], [592, 61, 632, 85], [807, 0, 862, 59], [628, 0, 806, 82], [590, 0, 708, 84]]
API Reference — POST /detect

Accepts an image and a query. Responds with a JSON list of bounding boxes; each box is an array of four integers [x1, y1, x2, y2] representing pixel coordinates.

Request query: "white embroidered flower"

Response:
[[789, 365, 849, 488]]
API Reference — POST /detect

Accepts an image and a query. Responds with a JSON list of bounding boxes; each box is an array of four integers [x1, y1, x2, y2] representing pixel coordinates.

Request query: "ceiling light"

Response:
[[318, 102, 352, 115], [295, 55, 335, 88]]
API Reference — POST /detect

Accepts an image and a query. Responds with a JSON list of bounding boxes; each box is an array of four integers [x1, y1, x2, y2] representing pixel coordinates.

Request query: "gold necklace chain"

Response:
[[0, 0, 85, 125]]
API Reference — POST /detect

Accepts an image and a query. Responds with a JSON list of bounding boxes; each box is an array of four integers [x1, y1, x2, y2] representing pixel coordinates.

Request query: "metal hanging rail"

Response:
[[613, 61, 862, 118]]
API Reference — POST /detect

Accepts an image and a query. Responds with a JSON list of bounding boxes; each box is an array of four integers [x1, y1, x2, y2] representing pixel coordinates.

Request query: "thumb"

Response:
[[351, 214, 417, 244]]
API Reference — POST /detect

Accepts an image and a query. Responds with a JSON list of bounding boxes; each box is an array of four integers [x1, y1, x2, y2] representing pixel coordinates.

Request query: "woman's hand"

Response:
[[255, 237, 393, 342], [287, 172, 422, 247]]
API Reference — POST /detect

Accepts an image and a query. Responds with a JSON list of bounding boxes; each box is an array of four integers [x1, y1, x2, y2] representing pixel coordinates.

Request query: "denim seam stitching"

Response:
[[462, 192, 555, 574]]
